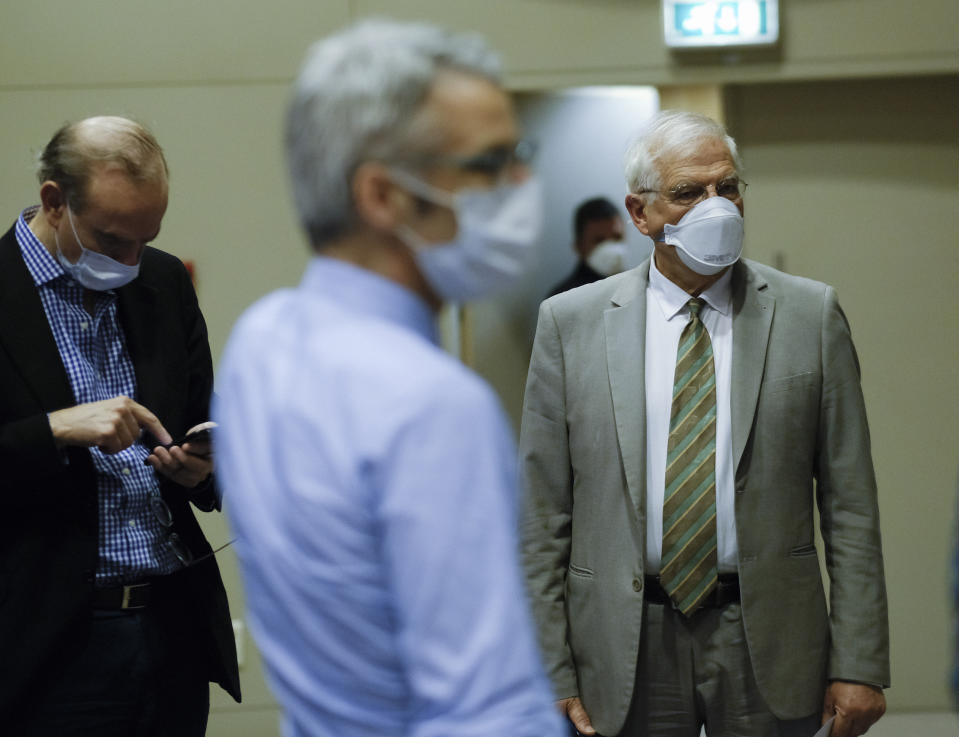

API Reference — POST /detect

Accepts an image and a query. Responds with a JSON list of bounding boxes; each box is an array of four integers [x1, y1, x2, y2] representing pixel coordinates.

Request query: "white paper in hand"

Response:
[[812, 716, 835, 737]]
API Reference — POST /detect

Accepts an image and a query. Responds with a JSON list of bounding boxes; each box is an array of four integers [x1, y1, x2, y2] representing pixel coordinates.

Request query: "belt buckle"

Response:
[[120, 583, 149, 610]]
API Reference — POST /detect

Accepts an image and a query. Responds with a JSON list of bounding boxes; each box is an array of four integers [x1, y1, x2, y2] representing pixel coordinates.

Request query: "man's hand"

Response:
[[822, 681, 886, 737], [557, 696, 596, 735], [146, 422, 216, 488], [48, 396, 171, 454]]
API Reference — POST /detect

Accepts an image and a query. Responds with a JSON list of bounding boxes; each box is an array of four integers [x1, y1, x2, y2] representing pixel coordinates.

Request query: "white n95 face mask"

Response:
[[586, 240, 628, 277], [56, 206, 141, 290], [392, 171, 543, 302], [660, 196, 744, 276]]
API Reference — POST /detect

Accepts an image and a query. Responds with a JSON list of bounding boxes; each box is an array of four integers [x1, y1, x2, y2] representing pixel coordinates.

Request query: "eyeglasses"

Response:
[[640, 178, 747, 207], [408, 139, 538, 179], [150, 494, 234, 567]]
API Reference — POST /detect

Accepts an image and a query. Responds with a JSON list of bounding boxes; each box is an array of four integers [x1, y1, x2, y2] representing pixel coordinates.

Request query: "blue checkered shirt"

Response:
[[16, 207, 181, 585]]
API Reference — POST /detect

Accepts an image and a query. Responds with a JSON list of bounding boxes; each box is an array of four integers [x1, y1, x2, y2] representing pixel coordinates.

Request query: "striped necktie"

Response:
[[660, 298, 718, 616]]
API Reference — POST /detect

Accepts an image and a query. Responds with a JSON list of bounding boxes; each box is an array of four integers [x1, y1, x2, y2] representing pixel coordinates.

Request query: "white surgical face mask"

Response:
[[392, 171, 543, 302], [55, 206, 141, 291], [660, 196, 744, 276], [585, 240, 628, 277]]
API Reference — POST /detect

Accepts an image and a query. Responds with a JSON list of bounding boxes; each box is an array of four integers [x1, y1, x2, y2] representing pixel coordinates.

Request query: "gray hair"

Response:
[[624, 110, 742, 199], [36, 116, 168, 212], [285, 18, 503, 247]]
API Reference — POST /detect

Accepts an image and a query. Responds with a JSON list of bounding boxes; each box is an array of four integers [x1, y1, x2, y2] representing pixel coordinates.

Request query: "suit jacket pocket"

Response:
[[789, 543, 818, 557], [758, 371, 820, 474], [766, 371, 817, 394], [568, 563, 594, 578]]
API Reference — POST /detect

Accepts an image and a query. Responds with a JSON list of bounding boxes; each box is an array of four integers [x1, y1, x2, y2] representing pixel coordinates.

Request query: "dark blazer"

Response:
[[0, 222, 240, 720], [547, 260, 605, 298]]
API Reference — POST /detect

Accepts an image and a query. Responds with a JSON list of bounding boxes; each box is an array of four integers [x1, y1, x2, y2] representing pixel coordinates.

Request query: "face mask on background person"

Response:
[[392, 170, 543, 302], [659, 196, 744, 276], [55, 206, 141, 290], [585, 240, 628, 277]]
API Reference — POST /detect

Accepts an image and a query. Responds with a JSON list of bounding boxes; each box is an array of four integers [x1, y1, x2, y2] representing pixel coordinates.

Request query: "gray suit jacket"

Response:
[[520, 258, 889, 736]]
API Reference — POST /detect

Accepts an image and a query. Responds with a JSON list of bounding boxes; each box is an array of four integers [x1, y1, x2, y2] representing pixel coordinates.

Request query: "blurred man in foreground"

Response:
[[215, 18, 563, 737]]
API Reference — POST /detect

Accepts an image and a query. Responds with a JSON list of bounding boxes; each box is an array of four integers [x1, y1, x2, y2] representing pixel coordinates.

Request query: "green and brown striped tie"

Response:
[[660, 298, 718, 616]]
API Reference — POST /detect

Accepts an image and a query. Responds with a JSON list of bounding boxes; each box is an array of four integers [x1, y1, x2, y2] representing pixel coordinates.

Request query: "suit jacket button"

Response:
[[632, 578, 642, 592]]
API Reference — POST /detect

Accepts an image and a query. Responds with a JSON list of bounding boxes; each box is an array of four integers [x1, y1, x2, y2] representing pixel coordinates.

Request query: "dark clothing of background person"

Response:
[[548, 260, 606, 297]]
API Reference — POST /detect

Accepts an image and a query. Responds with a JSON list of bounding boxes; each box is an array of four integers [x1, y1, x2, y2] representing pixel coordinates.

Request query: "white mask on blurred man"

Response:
[[393, 171, 543, 302]]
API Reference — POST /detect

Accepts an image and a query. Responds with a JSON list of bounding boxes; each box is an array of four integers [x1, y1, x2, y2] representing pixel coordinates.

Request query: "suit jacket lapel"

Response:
[[0, 227, 75, 411], [117, 276, 164, 416], [604, 262, 650, 518], [730, 261, 774, 473]]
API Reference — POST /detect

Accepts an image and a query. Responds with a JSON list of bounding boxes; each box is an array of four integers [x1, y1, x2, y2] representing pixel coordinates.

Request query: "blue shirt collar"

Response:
[[301, 256, 438, 345], [15, 206, 68, 288]]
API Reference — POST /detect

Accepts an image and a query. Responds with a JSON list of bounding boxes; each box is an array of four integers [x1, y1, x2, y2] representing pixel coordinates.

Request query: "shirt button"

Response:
[[632, 578, 642, 592], [122, 467, 131, 476], [79, 321, 88, 330], [128, 520, 137, 527]]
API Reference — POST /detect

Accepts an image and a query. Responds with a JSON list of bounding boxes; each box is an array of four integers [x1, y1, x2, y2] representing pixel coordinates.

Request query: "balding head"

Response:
[[37, 116, 168, 213]]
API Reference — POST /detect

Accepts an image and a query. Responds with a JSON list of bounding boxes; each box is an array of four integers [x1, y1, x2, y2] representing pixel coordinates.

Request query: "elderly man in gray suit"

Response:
[[520, 110, 889, 737]]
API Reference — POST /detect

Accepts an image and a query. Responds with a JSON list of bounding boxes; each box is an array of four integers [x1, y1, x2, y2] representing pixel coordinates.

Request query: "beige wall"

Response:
[[2, 1, 958, 733], [5, 0, 958, 91], [724, 75, 959, 710], [357, 0, 959, 88]]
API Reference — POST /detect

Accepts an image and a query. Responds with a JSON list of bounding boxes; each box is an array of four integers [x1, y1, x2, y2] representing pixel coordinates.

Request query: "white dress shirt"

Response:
[[644, 257, 738, 574], [215, 257, 563, 737]]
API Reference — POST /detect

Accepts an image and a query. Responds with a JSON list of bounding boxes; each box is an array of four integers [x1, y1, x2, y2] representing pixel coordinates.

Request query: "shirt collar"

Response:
[[301, 256, 438, 345], [648, 253, 733, 322], [15, 205, 69, 287]]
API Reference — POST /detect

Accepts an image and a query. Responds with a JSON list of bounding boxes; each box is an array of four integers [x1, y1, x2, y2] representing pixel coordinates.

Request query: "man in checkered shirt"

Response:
[[0, 116, 239, 735]]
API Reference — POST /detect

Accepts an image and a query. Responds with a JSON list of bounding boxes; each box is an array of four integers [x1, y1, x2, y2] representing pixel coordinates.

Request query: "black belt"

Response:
[[91, 582, 152, 610], [644, 574, 740, 609]]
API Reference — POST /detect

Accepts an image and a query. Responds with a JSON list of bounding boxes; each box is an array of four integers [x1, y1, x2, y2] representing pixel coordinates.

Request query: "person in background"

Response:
[[521, 110, 888, 737], [548, 196, 627, 297], [214, 18, 563, 737], [0, 116, 239, 736]]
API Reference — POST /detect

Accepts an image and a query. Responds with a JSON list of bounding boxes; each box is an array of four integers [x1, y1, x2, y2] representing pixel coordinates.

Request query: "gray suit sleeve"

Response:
[[519, 300, 579, 700], [815, 286, 891, 687]]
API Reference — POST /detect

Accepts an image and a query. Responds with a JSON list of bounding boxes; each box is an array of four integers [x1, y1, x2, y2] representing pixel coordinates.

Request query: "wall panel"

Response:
[[353, 0, 959, 87], [0, 0, 350, 88], [726, 74, 959, 710], [5, 1, 957, 92]]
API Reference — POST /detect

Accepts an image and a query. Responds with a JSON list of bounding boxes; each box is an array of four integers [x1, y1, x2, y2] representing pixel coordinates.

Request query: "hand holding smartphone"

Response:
[[142, 422, 217, 468], [163, 426, 213, 457], [167, 427, 212, 447]]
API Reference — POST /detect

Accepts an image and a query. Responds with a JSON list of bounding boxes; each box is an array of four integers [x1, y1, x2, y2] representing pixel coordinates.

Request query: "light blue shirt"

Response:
[[214, 257, 563, 737]]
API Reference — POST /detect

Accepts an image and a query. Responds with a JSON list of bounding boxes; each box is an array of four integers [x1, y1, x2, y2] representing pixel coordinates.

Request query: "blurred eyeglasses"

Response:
[[150, 494, 234, 567], [641, 178, 747, 208], [410, 139, 537, 180]]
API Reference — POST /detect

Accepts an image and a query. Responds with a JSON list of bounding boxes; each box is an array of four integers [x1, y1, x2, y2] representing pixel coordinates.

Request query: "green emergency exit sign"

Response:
[[663, 0, 779, 48]]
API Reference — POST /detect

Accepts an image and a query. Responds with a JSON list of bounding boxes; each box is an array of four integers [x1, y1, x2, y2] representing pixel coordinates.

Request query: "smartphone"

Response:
[[165, 427, 213, 452]]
